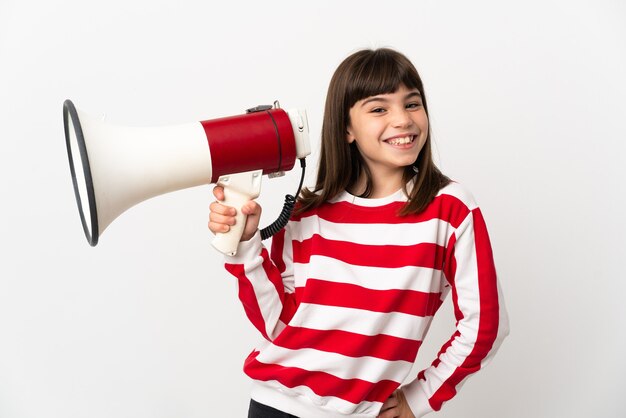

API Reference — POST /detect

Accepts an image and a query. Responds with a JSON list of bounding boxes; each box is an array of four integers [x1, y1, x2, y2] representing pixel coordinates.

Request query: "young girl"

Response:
[[209, 48, 509, 418]]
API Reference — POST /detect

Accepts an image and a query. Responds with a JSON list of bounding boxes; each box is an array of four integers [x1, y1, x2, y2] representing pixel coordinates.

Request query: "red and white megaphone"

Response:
[[63, 99, 310, 255]]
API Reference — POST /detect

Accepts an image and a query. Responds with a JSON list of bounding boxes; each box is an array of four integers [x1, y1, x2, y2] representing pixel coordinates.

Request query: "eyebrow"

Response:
[[360, 91, 422, 106]]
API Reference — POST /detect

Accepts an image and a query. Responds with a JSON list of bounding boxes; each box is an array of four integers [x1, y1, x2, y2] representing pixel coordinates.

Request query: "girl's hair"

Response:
[[297, 48, 450, 216]]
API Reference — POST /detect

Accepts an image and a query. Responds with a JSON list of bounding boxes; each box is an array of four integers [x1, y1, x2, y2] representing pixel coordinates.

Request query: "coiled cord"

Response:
[[261, 158, 306, 240]]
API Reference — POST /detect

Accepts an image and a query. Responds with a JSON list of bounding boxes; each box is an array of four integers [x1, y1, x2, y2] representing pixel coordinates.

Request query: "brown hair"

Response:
[[297, 48, 450, 216]]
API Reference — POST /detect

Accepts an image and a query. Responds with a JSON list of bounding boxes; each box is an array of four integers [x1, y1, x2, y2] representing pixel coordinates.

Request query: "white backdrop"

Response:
[[1, 1, 625, 417]]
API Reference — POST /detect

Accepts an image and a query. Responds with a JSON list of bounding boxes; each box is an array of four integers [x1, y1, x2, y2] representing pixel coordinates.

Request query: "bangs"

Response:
[[344, 49, 422, 109]]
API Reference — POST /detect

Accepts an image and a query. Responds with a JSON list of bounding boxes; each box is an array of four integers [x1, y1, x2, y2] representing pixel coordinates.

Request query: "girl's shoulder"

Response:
[[436, 180, 479, 211]]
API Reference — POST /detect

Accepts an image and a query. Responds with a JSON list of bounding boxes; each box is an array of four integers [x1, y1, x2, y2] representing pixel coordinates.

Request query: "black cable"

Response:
[[261, 158, 306, 240]]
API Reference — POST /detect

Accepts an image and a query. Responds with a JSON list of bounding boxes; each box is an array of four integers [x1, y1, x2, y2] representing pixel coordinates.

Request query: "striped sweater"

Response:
[[224, 182, 509, 418]]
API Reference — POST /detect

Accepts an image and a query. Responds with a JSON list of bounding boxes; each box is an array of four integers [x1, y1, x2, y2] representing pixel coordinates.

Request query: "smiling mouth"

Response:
[[384, 135, 415, 146]]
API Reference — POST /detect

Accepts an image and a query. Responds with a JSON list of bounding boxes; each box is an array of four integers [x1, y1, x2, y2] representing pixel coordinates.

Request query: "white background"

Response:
[[1, 0, 625, 417]]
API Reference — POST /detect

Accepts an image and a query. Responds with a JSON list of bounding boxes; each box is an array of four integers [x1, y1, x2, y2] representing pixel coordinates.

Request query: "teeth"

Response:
[[387, 136, 413, 145]]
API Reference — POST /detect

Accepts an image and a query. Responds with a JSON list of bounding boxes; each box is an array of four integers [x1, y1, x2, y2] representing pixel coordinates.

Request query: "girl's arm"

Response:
[[402, 205, 510, 417], [210, 186, 295, 341]]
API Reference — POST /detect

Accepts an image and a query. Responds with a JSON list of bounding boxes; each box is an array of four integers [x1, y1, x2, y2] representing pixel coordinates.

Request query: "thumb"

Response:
[[240, 200, 262, 241]]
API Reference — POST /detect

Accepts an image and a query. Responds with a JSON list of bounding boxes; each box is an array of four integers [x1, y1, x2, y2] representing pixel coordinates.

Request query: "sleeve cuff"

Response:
[[402, 382, 434, 418], [223, 229, 262, 264]]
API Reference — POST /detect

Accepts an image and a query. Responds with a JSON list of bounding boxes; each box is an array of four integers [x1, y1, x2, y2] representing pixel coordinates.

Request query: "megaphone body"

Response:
[[63, 100, 310, 255]]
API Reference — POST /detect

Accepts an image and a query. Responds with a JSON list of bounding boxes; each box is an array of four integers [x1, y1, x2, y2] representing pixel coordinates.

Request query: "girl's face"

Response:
[[346, 84, 428, 181]]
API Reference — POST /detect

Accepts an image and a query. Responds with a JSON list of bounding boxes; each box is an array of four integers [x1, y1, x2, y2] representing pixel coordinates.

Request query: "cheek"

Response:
[[418, 138, 427, 152], [418, 113, 429, 130]]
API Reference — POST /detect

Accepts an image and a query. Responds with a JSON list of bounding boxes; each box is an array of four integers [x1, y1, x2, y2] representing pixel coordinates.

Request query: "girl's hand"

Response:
[[377, 389, 416, 418], [208, 186, 262, 242]]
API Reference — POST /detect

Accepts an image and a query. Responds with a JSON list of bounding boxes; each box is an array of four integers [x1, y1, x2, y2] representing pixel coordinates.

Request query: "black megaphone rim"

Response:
[[63, 99, 99, 246]]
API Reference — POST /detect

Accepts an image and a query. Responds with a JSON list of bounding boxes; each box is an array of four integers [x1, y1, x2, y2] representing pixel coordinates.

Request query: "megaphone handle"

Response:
[[211, 170, 262, 256]]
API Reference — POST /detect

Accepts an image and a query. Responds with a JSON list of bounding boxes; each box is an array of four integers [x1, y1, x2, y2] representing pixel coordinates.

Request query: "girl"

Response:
[[209, 48, 509, 418]]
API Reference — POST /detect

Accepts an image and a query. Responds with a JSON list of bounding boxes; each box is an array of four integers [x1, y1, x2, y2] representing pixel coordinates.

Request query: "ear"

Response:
[[346, 128, 356, 144]]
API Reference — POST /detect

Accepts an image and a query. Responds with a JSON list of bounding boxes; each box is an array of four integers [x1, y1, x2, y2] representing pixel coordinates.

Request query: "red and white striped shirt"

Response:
[[224, 182, 509, 418]]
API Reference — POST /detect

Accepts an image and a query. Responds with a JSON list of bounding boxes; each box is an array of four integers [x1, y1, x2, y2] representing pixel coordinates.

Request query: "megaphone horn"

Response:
[[63, 99, 310, 255]]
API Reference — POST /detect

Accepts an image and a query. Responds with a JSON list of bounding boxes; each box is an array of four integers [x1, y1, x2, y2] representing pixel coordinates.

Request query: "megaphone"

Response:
[[63, 99, 310, 255]]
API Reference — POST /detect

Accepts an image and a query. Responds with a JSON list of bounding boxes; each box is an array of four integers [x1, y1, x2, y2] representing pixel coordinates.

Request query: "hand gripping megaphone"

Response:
[[63, 99, 310, 255]]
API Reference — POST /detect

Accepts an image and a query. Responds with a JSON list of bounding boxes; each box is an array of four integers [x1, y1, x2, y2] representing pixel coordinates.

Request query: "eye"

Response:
[[406, 102, 422, 110], [370, 107, 386, 114]]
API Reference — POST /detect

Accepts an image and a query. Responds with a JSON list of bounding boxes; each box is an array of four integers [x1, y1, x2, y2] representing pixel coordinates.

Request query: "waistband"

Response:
[[250, 382, 378, 418]]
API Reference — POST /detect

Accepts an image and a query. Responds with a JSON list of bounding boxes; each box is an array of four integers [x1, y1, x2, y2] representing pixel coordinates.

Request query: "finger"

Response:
[[379, 396, 398, 411], [394, 389, 415, 418], [209, 201, 236, 216], [378, 391, 399, 417], [383, 398, 399, 410], [212, 186, 225, 201], [395, 389, 408, 406], [208, 221, 230, 234], [209, 211, 236, 226], [377, 406, 398, 418]]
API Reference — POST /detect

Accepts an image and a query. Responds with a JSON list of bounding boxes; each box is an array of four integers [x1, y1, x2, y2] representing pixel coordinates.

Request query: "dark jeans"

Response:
[[248, 399, 299, 418]]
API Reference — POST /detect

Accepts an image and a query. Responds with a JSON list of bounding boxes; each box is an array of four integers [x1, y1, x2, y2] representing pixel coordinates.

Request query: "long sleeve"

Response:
[[403, 207, 510, 417], [224, 225, 296, 341]]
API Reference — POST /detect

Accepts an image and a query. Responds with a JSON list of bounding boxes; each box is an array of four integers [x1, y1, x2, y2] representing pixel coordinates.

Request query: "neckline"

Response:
[[334, 187, 408, 207]]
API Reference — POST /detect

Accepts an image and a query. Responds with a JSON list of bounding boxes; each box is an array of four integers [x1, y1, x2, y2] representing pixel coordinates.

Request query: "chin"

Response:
[[398, 155, 421, 167]]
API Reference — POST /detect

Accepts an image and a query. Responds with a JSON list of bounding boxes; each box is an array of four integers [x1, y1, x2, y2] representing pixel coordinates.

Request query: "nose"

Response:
[[391, 108, 413, 128]]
